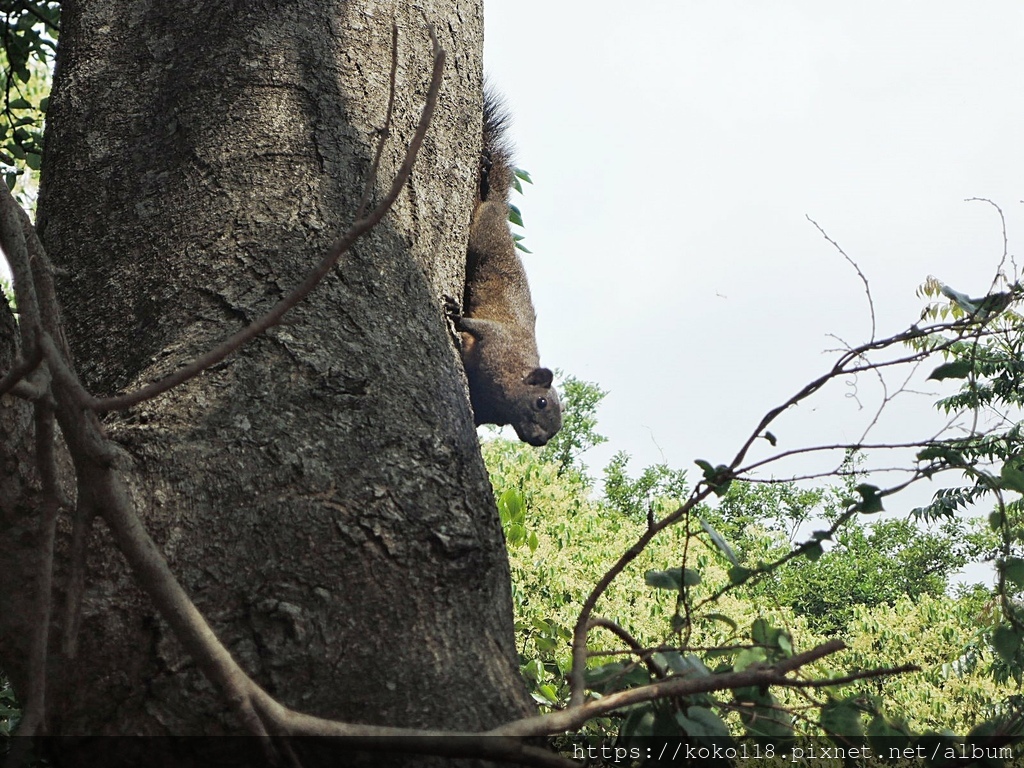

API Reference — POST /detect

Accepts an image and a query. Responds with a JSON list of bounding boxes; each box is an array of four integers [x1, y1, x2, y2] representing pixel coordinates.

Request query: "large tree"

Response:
[[0, 0, 534, 760]]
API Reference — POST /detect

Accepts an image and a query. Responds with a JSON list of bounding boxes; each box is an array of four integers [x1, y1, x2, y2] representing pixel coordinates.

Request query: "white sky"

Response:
[[483, 2, 1024, 521]]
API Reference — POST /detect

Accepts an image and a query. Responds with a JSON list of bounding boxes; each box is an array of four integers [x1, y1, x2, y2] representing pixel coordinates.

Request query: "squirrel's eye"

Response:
[[536, 397, 547, 410]]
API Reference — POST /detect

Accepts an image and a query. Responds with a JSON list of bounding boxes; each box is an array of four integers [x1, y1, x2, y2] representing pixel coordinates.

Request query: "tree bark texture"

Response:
[[1, 0, 533, 750]]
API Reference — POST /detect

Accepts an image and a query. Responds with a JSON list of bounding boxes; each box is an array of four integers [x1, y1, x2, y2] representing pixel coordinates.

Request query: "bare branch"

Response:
[[588, 617, 666, 679], [807, 215, 876, 342], [353, 23, 400, 220], [497, 640, 872, 738], [965, 198, 1012, 290]]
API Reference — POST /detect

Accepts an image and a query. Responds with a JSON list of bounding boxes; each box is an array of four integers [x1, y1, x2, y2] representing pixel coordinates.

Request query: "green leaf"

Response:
[[507, 203, 524, 227], [506, 523, 525, 547], [820, 699, 864, 739], [1003, 558, 1024, 588], [867, 715, 910, 753], [619, 706, 656, 741], [700, 516, 738, 565], [751, 617, 769, 645], [854, 483, 884, 514], [25, 152, 40, 171], [511, 233, 532, 254], [7, 98, 31, 110], [735, 646, 768, 671], [676, 706, 734, 745], [535, 683, 559, 704], [776, 631, 793, 657], [989, 509, 1004, 530], [645, 568, 680, 590], [695, 460, 733, 496], [916, 444, 964, 465], [927, 360, 973, 381], [728, 565, 752, 585], [992, 625, 1022, 663], [644, 567, 700, 591], [584, 662, 650, 693], [497, 488, 525, 526], [702, 612, 738, 631], [513, 167, 533, 184], [763, 430, 777, 446], [530, 617, 552, 633], [803, 542, 824, 561], [1000, 463, 1024, 494]]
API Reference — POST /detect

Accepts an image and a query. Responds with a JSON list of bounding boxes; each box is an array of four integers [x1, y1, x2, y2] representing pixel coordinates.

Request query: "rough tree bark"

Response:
[[0, 0, 534, 761]]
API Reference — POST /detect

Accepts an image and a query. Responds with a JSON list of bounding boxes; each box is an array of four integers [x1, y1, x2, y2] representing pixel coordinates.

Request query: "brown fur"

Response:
[[447, 90, 562, 446]]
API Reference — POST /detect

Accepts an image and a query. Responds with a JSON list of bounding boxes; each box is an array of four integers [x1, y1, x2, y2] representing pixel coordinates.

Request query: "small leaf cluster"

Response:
[[508, 167, 532, 253], [0, 1, 58, 192]]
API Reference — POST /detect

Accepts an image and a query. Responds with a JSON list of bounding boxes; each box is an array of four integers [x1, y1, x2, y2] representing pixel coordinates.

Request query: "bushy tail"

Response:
[[481, 87, 515, 203]]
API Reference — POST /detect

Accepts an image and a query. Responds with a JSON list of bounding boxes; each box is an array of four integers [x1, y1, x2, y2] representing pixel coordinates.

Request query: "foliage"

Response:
[[0, 1, 57, 195], [602, 451, 687, 523], [911, 276, 1024, 690], [484, 375, 1022, 762], [539, 373, 608, 478], [1, 274, 14, 312], [509, 167, 532, 253]]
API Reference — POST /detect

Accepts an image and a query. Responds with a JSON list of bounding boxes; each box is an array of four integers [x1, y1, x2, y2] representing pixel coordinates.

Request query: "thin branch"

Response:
[[568, 484, 714, 707], [353, 23, 399, 219], [87, 28, 447, 413], [588, 617, 666, 679], [694, 472, 926, 612], [786, 663, 920, 688], [16, 0, 59, 32], [807, 215, 876, 342], [966, 198, 1011, 292]]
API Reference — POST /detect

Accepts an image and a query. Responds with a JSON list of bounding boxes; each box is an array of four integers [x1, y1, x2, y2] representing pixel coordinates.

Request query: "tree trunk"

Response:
[[3, 0, 532, 757]]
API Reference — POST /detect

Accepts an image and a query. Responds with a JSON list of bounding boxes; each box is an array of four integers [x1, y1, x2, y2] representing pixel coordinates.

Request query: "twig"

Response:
[[353, 23, 399, 219], [807, 215, 876, 342], [588, 617, 666, 679]]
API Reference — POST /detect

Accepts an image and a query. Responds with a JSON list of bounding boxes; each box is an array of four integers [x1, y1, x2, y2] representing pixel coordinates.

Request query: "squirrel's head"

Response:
[[512, 367, 562, 447]]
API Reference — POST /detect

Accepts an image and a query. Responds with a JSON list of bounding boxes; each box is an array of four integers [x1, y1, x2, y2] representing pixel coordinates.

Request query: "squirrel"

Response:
[[446, 90, 562, 447]]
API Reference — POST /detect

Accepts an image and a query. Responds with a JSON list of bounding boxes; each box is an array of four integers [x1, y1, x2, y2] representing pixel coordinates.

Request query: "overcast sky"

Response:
[[483, 2, 1024, 516]]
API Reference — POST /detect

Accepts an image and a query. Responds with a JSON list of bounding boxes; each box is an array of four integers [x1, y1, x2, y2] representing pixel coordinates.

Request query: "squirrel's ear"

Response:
[[525, 367, 554, 388]]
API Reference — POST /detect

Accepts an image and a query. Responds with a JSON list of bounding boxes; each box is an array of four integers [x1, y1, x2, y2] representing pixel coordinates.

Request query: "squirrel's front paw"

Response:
[[443, 294, 463, 320]]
